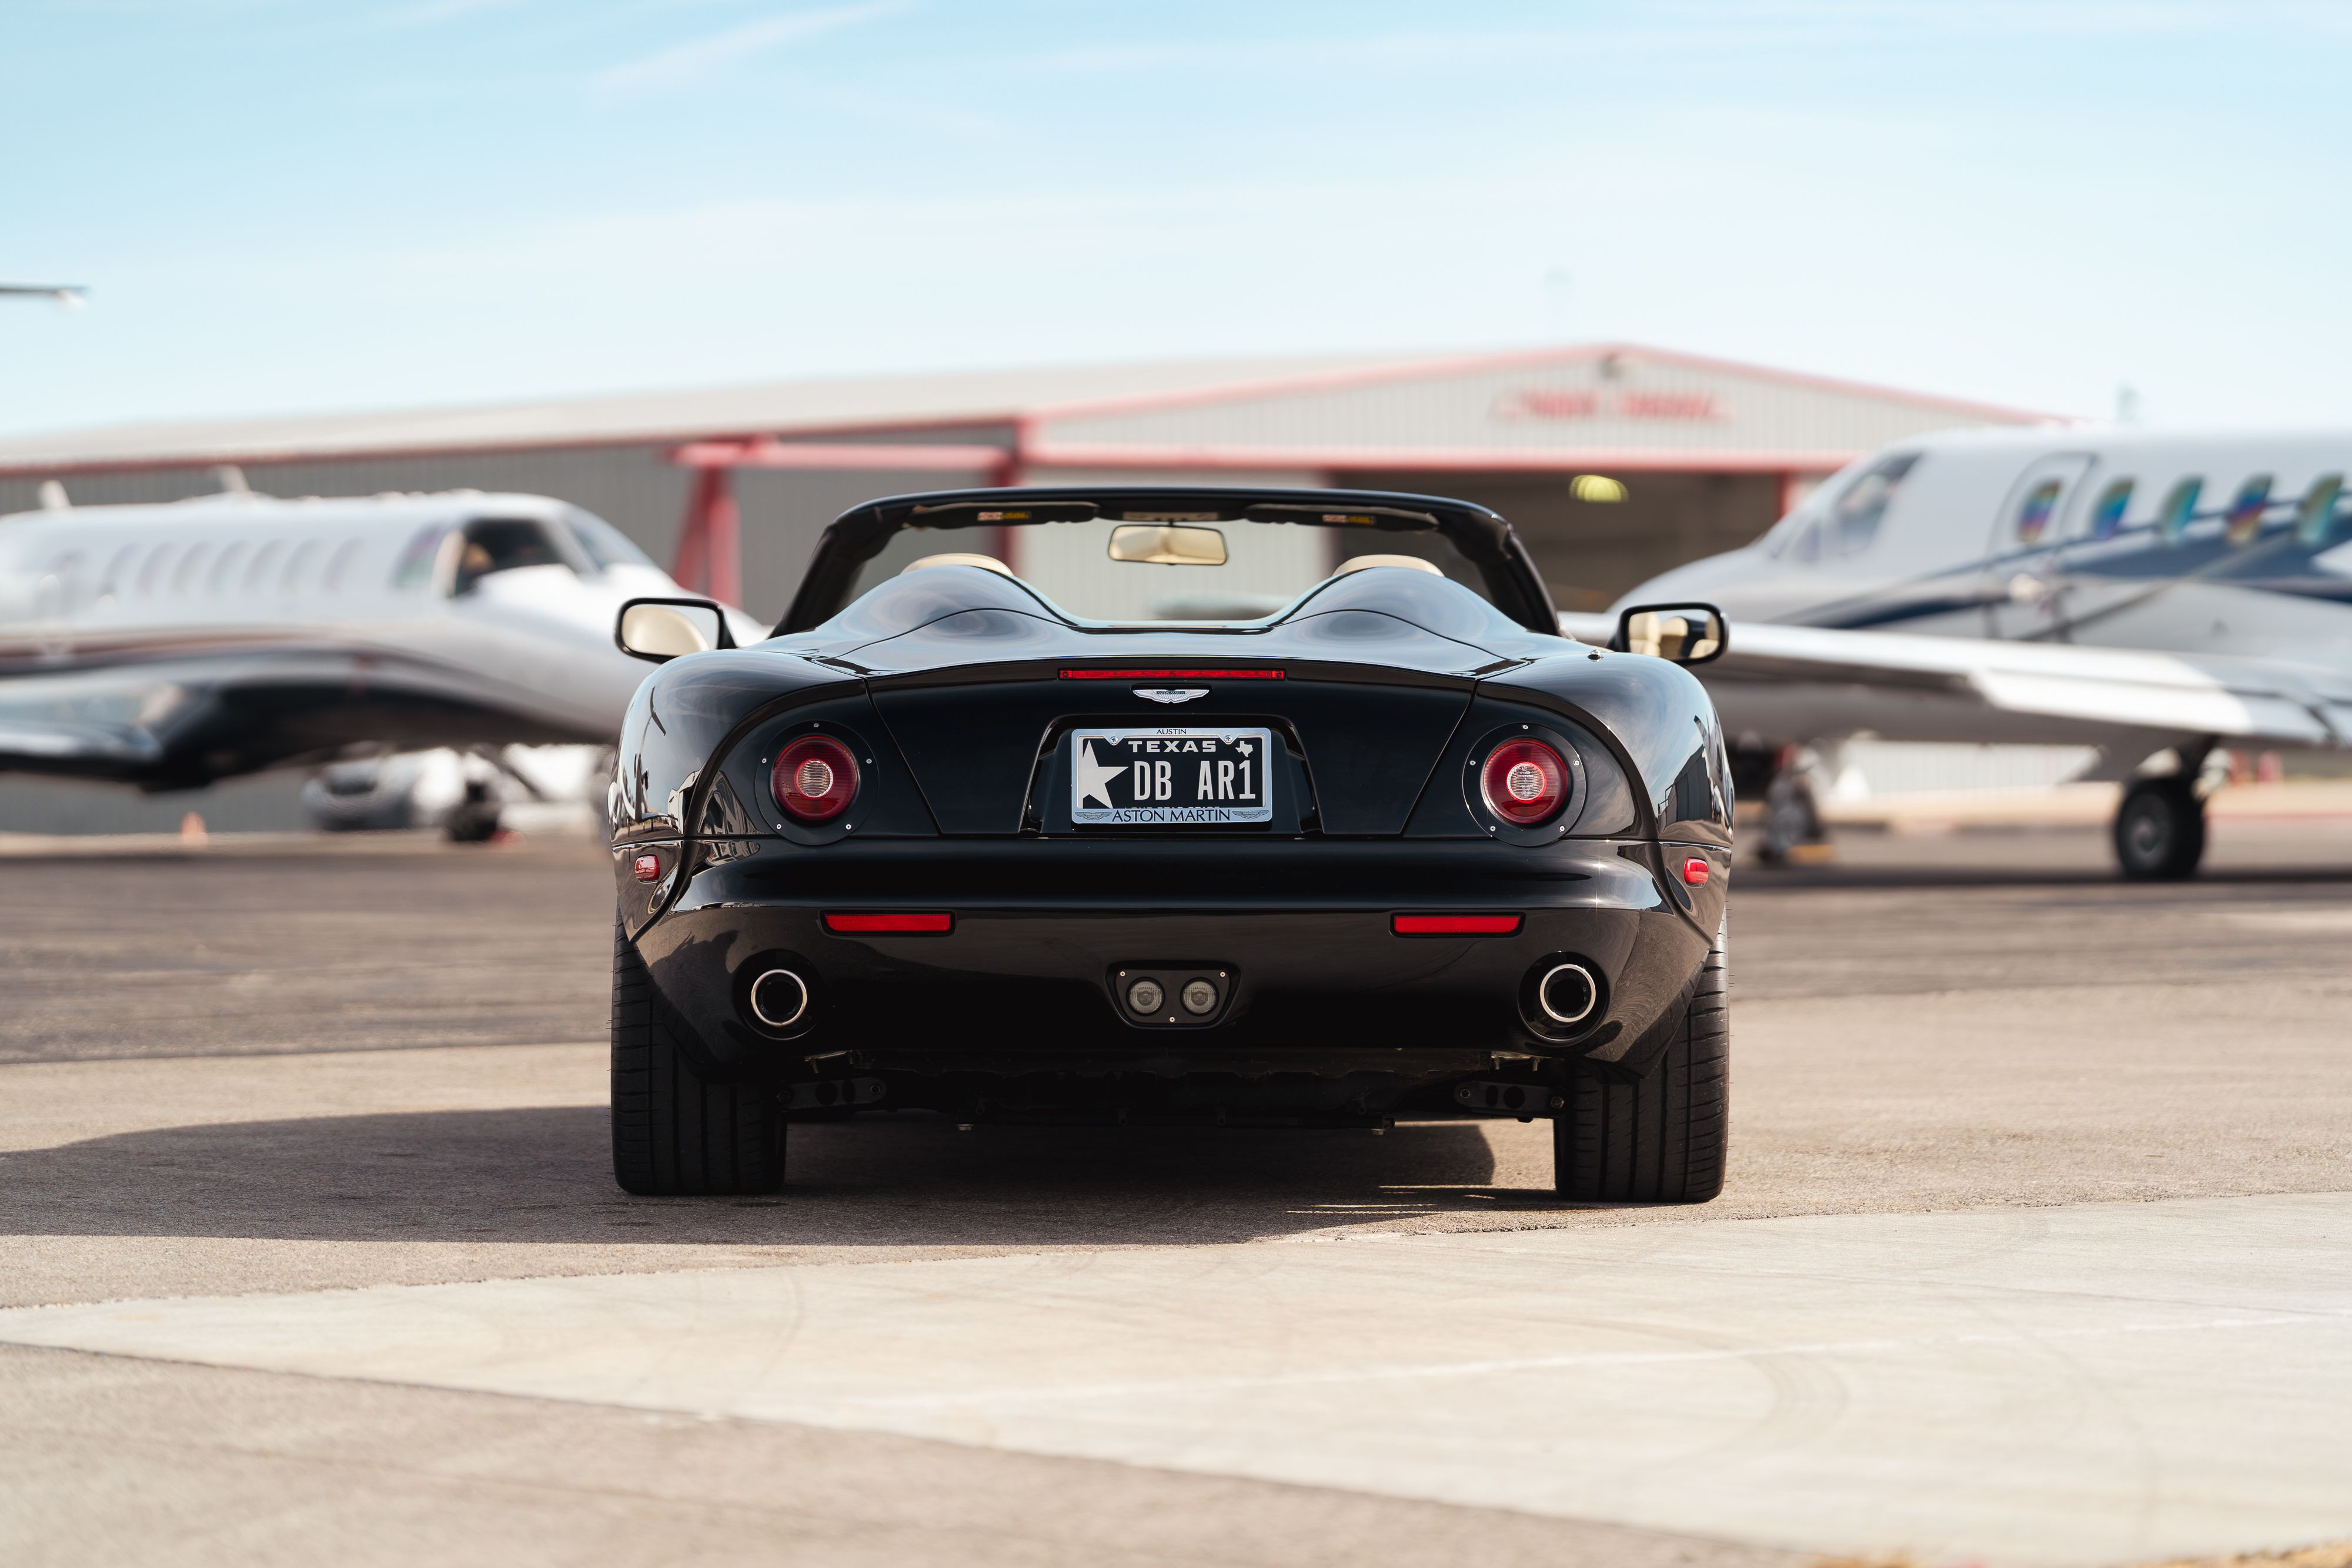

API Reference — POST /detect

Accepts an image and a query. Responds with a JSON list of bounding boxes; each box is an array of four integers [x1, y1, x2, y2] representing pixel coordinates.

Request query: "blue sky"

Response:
[[4, 1, 2348, 436]]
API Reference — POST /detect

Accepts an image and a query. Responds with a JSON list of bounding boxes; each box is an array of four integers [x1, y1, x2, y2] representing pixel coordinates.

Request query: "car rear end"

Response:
[[620, 655, 1723, 1129]]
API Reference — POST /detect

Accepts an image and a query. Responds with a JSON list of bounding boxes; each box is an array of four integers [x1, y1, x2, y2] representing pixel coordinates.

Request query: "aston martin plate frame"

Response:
[[1069, 727, 1275, 825]]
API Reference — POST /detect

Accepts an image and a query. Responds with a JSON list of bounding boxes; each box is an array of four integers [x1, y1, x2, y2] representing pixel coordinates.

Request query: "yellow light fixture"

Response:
[[1571, 474, 1628, 503]]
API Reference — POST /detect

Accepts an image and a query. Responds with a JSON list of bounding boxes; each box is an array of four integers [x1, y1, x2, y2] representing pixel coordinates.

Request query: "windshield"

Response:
[[453, 517, 570, 594], [1765, 452, 1919, 561], [563, 507, 657, 573], [843, 516, 1501, 624]]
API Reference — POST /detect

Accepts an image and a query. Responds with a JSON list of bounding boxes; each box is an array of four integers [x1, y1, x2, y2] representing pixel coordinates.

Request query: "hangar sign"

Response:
[[1496, 389, 1727, 422]]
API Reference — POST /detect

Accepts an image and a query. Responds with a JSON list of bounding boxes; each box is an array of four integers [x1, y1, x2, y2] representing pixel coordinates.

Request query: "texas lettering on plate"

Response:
[[1070, 727, 1275, 824]]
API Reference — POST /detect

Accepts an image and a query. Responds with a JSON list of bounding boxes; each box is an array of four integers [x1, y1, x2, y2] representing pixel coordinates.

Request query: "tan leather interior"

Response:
[[1331, 554, 1443, 577], [903, 552, 1015, 576]]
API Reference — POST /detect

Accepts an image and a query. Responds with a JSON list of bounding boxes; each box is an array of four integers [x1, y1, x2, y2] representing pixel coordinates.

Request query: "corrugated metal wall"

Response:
[[0, 443, 696, 571], [1, 444, 680, 540], [1038, 350, 2027, 462]]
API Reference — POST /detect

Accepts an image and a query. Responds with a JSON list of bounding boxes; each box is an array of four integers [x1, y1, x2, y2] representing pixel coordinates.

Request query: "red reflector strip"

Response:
[[1682, 858, 1710, 887], [1392, 914, 1523, 936], [823, 912, 953, 934], [1059, 668, 1284, 680]]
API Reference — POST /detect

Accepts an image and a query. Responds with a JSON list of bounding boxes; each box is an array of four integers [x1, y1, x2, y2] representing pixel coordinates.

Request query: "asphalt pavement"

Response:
[[2, 821, 2350, 1566]]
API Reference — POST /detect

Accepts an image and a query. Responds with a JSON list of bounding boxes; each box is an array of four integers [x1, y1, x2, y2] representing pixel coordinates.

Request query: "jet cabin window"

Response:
[[2297, 475, 2345, 544], [99, 545, 137, 600], [2157, 479, 2202, 545], [2224, 475, 2273, 546], [172, 544, 212, 593], [2014, 481, 2063, 544], [454, 519, 570, 594], [283, 540, 323, 591], [2089, 480, 2133, 541], [322, 539, 363, 591]]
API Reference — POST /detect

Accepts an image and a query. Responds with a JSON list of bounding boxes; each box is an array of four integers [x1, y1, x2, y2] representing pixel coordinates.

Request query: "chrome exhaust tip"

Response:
[[1536, 962, 1597, 1026], [748, 968, 810, 1029], [1112, 965, 1232, 1027]]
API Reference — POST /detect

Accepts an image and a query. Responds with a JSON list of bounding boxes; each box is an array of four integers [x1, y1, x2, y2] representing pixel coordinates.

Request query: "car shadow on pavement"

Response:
[[0, 1106, 1582, 1251], [1740, 861, 2352, 891]]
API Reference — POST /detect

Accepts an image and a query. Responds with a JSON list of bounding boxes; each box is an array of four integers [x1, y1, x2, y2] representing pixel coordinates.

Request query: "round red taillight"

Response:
[[1480, 738, 1568, 825], [772, 735, 859, 823]]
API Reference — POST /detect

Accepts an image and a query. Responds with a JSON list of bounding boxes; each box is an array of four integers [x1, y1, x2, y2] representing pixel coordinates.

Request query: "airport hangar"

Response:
[[0, 344, 2047, 622]]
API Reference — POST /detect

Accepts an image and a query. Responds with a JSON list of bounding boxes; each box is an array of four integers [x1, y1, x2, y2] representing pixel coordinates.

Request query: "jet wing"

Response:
[[0, 671, 182, 778], [0, 713, 166, 770], [0, 643, 610, 788], [1558, 613, 2352, 764]]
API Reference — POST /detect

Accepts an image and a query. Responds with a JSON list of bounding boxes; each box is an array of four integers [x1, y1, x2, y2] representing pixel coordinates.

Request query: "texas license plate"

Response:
[[1070, 727, 1274, 824]]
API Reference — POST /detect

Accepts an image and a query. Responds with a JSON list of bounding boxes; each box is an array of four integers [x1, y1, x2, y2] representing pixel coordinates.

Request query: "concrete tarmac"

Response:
[[2, 825, 2350, 1566]]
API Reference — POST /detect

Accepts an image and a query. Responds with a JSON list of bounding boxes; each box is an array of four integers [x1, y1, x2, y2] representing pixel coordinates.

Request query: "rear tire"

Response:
[[2113, 777, 2205, 880], [1553, 919, 1728, 1203], [610, 919, 785, 1195]]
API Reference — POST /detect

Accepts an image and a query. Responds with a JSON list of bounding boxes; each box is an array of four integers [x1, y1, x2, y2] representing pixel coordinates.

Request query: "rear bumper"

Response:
[[626, 836, 1724, 1108]]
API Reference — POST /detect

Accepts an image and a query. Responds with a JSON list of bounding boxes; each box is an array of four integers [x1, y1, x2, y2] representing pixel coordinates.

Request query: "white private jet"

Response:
[[0, 484, 741, 837], [1575, 426, 2352, 878]]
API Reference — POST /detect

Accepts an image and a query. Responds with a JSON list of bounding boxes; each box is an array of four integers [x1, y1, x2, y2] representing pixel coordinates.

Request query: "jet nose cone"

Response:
[[1610, 549, 1758, 614]]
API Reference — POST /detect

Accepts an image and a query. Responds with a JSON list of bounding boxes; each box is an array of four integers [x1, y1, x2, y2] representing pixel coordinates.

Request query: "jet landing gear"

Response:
[[2113, 775, 2206, 880], [443, 777, 503, 843], [1732, 743, 1832, 865]]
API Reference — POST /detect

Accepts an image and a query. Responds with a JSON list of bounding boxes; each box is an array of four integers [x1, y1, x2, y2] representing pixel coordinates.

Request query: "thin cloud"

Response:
[[590, 1, 909, 95]]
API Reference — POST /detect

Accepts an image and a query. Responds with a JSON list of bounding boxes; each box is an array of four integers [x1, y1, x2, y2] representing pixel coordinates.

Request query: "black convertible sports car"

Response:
[[607, 487, 1732, 1202]]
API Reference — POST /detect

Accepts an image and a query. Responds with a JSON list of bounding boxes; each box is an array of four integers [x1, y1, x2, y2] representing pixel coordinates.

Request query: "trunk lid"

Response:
[[855, 610, 1503, 835]]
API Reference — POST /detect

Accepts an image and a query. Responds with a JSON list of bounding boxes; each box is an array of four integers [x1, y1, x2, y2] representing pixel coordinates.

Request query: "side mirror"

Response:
[[1610, 602, 1727, 666], [1107, 523, 1228, 566], [616, 597, 734, 663]]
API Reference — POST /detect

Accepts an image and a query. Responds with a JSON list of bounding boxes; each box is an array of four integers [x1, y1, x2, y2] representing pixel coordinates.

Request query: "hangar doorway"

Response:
[[1334, 469, 1786, 611]]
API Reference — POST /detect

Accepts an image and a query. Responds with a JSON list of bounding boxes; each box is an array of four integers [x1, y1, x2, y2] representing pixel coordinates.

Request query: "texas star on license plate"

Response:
[[1070, 727, 1274, 824]]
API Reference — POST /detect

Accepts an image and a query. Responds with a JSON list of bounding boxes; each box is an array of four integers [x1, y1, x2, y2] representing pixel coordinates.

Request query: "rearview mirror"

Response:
[[1107, 524, 1228, 566], [616, 597, 733, 663], [1610, 603, 1727, 666]]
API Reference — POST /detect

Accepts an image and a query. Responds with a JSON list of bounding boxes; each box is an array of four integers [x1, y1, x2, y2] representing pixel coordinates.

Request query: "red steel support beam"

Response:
[[670, 464, 740, 604]]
